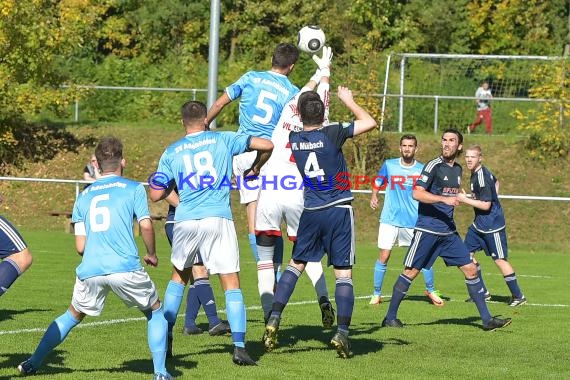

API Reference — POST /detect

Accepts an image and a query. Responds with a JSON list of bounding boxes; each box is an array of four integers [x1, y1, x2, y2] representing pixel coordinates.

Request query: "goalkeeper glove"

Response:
[[312, 46, 333, 77]]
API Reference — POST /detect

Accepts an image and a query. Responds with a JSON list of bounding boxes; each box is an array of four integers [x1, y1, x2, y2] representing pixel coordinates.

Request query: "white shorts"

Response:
[[256, 189, 303, 238], [71, 269, 159, 316], [233, 151, 260, 204], [171, 218, 239, 275], [377, 223, 414, 250]]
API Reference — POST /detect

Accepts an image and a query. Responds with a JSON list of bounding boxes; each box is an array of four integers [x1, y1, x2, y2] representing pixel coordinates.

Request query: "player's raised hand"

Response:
[[144, 254, 158, 267], [312, 46, 333, 70], [337, 86, 354, 104]]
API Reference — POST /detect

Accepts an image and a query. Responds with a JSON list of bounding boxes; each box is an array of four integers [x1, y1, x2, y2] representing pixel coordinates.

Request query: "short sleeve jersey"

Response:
[[226, 71, 299, 139], [415, 157, 462, 234], [155, 131, 251, 221], [72, 175, 149, 280], [289, 122, 355, 210], [376, 158, 424, 228], [470, 166, 506, 233]]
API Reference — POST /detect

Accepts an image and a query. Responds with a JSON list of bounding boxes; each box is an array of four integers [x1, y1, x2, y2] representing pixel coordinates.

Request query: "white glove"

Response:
[[312, 46, 333, 77]]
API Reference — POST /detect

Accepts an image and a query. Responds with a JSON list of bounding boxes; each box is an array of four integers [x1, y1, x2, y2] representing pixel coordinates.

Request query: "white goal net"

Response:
[[380, 53, 563, 134]]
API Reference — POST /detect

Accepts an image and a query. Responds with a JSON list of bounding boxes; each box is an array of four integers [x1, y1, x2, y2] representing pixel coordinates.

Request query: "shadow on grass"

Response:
[[413, 316, 482, 329], [0, 350, 73, 377], [251, 323, 393, 360], [0, 308, 51, 322], [0, 348, 196, 378]]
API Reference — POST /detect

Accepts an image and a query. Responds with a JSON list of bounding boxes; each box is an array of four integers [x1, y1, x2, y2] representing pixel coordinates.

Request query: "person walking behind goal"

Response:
[[468, 80, 493, 134], [369, 134, 444, 307]]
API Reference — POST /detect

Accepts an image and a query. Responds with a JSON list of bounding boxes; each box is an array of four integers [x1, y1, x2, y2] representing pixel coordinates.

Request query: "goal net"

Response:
[[380, 53, 562, 134]]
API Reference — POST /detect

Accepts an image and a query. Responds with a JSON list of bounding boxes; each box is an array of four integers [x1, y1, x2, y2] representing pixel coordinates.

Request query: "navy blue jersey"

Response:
[[415, 157, 462, 234], [470, 166, 506, 232], [289, 122, 355, 210]]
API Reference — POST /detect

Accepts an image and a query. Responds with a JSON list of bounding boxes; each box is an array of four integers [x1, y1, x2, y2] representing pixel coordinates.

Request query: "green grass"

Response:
[[1, 230, 568, 379]]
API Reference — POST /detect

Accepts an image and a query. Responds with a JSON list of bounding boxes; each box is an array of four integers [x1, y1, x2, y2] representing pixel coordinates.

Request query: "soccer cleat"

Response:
[[17, 359, 37, 376], [381, 317, 404, 328], [182, 325, 203, 335], [232, 346, 257, 366], [330, 332, 353, 359], [208, 320, 231, 336], [369, 295, 382, 305], [166, 333, 173, 358], [465, 291, 491, 303], [154, 372, 174, 380], [319, 299, 335, 329], [262, 315, 280, 351], [508, 296, 527, 307], [425, 290, 445, 307], [483, 317, 512, 331]]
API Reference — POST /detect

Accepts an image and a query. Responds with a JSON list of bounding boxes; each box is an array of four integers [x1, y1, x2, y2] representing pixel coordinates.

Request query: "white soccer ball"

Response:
[[297, 26, 326, 54]]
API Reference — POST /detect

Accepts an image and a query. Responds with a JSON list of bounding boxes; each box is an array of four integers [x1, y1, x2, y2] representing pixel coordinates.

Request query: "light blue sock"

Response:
[[147, 306, 168, 375], [225, 289, 246, 348], [248, 233, 259, 262], [373, 260, 387, 296], [30, 310, 80, 368], [422, 267, 435, 293], [163, 281, 185, 333]]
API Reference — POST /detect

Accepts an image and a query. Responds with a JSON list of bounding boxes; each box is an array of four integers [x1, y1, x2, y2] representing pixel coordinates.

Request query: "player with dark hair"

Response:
[[369, 134, 444, 307], [263, 86, 378, 358], [150, 100, 273, 366], [19, 137, 171, 380], [458, 145, 526, 306], [255, 46, 334, 326], [381, 129, 511, 332], [206, 42, 299, 266]]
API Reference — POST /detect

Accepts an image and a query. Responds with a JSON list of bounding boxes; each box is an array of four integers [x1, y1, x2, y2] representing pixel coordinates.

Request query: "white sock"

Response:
[[257, 259, 275, 316], [305, 261, 328, 300]]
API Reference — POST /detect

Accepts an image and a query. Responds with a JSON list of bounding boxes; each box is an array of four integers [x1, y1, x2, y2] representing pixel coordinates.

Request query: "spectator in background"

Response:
[[468, 80, 493, 134], [83, 154, 100, 188]]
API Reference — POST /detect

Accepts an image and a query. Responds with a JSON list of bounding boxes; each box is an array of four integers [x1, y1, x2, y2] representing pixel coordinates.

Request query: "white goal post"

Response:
[[380, 53, 565, 133]]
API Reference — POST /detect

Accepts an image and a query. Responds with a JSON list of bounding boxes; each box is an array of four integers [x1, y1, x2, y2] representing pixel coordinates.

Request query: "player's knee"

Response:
[[192, 264, 208, 278], [461, 262, 478, 278], [11, 248, 33, 272], [256, 233, 277, 247]]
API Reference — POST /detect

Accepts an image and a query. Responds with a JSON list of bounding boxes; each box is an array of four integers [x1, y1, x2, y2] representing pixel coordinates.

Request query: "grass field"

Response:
[[1, 230, 568, 380]]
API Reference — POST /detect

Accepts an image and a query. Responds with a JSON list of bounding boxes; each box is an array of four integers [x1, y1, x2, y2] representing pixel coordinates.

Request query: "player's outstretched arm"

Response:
[[337, 86, 377, 136], [206, 93, 232, 127]]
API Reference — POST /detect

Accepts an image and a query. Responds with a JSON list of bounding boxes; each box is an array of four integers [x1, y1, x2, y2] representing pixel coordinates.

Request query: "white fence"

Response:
[[1, 176, 569, 201]]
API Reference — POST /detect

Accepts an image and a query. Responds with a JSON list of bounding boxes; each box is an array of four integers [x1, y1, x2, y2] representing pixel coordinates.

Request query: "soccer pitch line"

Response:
[[1, 295, 568, 336]]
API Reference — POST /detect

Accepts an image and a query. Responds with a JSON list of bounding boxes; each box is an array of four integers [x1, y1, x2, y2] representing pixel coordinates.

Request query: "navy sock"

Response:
[[0, 259, 20, 297], [194, 278, 221, 327], [270, 265, 301, 318], [476, 263, 488, 293], [465, 276, 492, 323], [335, 278, 354, 333], [385, 274, 412, 321], [184, 285, 200, 328], [504, 272, 523, 299]]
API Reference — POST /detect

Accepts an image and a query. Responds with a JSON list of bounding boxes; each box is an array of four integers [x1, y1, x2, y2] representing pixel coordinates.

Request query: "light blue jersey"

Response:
[[226, 71, 299, 139], [72, 174, 149, 280], [155, 131, 251, 221], [376, 158, 423, 228]]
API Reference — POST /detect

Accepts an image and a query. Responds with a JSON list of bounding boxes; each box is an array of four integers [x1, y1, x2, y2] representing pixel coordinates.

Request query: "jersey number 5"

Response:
[[252, 90, 278, 124]]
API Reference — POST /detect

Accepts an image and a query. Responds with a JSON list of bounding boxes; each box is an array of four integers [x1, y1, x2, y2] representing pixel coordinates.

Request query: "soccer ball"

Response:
[[297, 26, 326, 54]]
